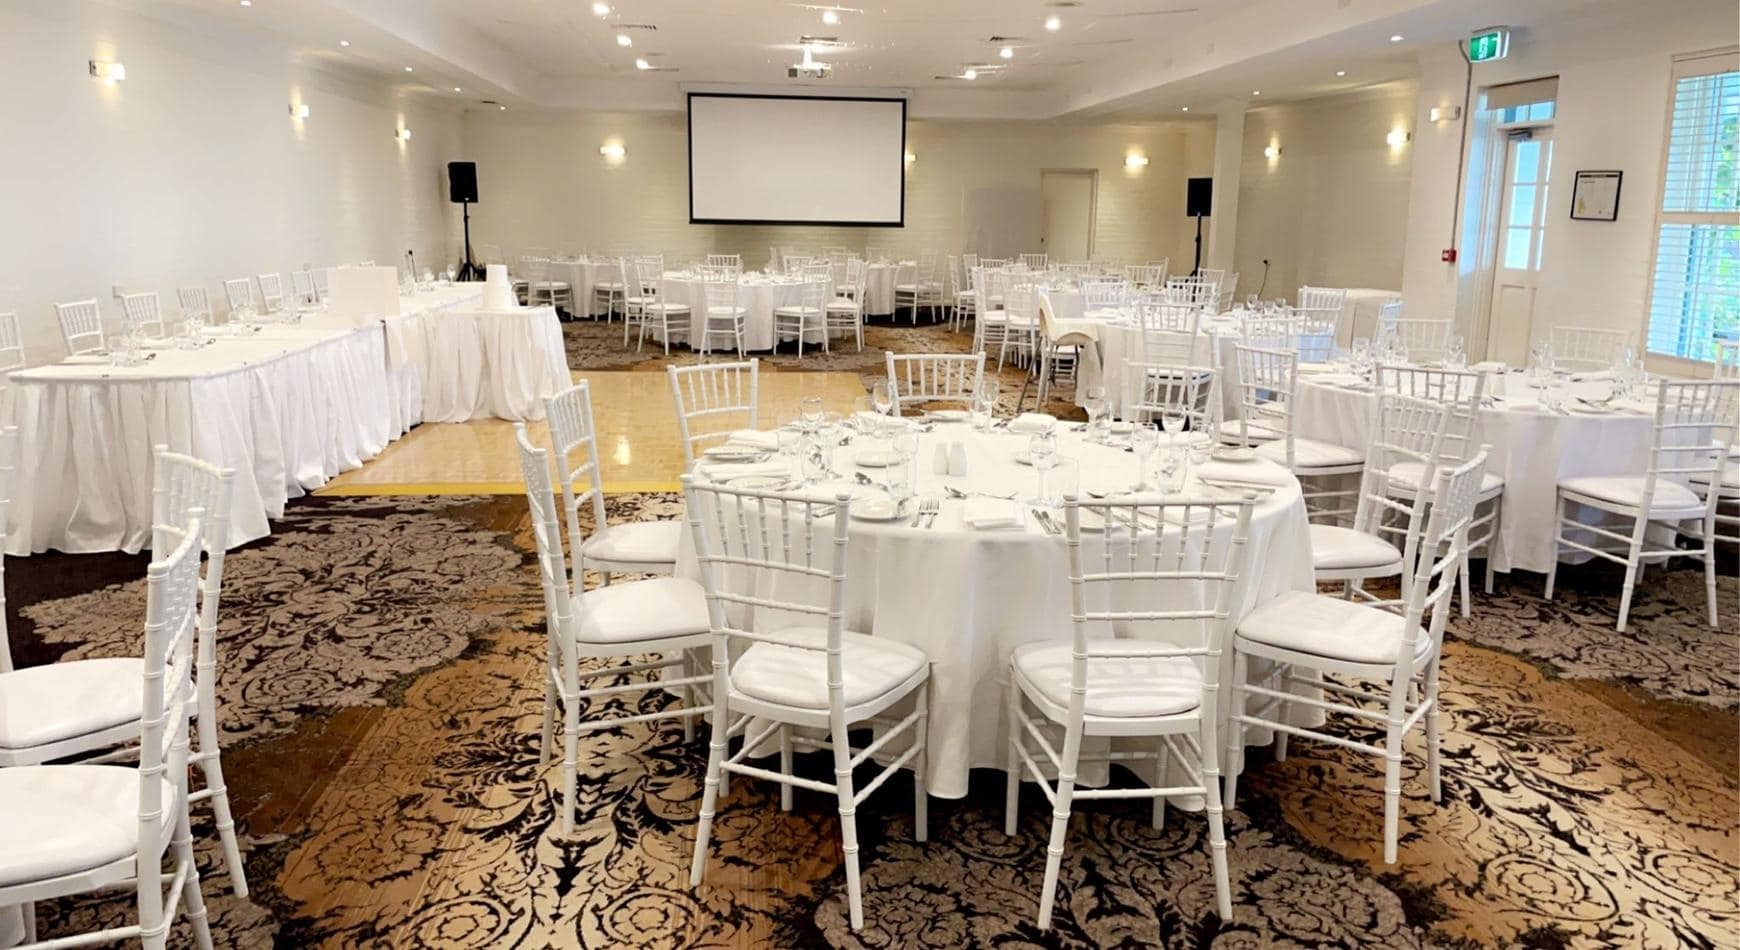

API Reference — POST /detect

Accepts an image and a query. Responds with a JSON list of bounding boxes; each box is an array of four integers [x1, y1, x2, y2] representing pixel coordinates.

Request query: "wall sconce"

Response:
[[904, 151, 916, 164], [599, 142, 626, 159], [1125, 153, 1150, 168], [289, 103, 310, 119], [1263, 145, 1282, 159], [395, 127, 413, 142], [88, 60, 126, 82], [1386, 129, 1412, 147], [1429, 105, 1462, 122]]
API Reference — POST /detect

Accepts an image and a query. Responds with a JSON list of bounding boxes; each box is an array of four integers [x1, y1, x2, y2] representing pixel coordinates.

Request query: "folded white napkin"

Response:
[[1194, 458, 1294, 487], [1009, 413, 1057, 434], [962, 497, 1026, 530], [698, 460, 792, 481], [853, 411, 912, 430], [1470, 361, 1506, 373], [726, 429, 780, 450]]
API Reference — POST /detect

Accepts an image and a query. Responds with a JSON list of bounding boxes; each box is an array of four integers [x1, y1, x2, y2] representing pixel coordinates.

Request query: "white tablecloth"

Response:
[[1292, 373, 1663, 573], [662, 274, 811, 352], [1337, 288, 1402, 345], [387, 304, 570, 423], [677, 424, 1315, 799], [863, 262, 897, 317], [1046, 291, 1244, 419], [547, 259, 621, 317]]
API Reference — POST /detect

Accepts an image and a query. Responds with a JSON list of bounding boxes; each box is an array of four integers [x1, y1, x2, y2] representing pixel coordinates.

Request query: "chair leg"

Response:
[[538, 678, 557, 766], [1225, 651, 1248, 808], [561, 699, 579, 837], [681, 676, 695, 745], [1153, 738, 1169, 831], [689, 689, 729, 888], [778, 724, 793, 812], [1382, 713, 1404, 865], [1543, 494, 1567, 600], [1035, 732, 1080, 930], [913, 686, 929, 843], [1484, 496, 1501, 594], [1003, 675, 1022, 836], [1458, 546, 1473, 619], [1616, 514, 1649, 633], [831, 721, 866, 931], [1426, 660, 1443, 804], [1702, 515, 1720, 628], [177, 806, 215, 950], [1200, 720, 1234, 921], [195, 737, 249, 897]]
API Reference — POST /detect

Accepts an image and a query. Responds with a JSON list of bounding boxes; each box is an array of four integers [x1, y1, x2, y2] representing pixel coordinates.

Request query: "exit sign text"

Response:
[[1469, 27, 1510, 62]]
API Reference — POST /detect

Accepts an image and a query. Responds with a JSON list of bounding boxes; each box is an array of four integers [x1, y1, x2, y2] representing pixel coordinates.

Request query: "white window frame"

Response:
[[1642, 47, 1740, 373]]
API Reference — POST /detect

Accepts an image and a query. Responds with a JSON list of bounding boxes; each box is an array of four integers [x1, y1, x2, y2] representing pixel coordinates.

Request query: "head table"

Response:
[[677, 419, 1316, 800]]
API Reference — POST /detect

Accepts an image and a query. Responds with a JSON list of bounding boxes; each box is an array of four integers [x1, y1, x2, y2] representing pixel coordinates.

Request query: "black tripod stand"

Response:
[[456, 201, 481, 281], [1189, 211, 1205, 277]]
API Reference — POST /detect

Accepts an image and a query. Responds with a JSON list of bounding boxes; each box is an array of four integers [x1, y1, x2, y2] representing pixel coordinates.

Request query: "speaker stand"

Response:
[[1190, 212, 1204, 277], [455, 201, 482, 281]]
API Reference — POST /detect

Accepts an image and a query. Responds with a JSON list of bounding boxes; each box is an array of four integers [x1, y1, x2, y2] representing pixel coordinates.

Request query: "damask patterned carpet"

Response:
[[8, 488, 1735, 948]]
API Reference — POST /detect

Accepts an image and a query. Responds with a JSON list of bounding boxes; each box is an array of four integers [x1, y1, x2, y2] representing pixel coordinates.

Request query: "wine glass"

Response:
[[973, 379, 999, 431], [1443, 335, 1467, 370], [1028, 429, 1058, 503], [1082, 387, 1108, 442], [1160, 408, 1186, 438], [800, 395, 824, 432], [871, 380, 894, 418], [1130, 427, 1158, 491]]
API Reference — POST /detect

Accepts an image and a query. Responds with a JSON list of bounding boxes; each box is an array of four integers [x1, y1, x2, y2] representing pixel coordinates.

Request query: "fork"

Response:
[[918, 497, 941, 528]]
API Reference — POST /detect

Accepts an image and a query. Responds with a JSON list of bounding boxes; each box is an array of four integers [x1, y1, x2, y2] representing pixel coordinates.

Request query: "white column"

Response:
[[1204, 101, 1245, 273]]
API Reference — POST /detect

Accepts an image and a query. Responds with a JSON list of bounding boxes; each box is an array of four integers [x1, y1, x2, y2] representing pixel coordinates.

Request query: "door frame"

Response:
[[1039, 168, 1099, 260], [1467, 115, 1555, 360]]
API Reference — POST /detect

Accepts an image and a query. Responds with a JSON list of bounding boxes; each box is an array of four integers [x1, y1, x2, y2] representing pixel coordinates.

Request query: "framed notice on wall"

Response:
[[1570, 170, 1623, 221]]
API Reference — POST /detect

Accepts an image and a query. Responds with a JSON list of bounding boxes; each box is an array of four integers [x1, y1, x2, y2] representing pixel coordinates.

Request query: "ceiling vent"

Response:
[[617, 23, 658, 31]]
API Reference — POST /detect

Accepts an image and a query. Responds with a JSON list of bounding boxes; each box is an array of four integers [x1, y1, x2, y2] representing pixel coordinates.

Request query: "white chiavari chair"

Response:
[[1019, 253, 1049, 270], [979, 257, 1009, 270], [119, 291, 167, 339], [593, 258, 626, 319], [1545, 379, 1740, 632], [1125, 262, 1166, 287], [916, 252, 946, 320], [1298, 286, 1348, 314], [53, 299, 105, 356], [826, 258, 867, 352], [1006, 492, 1258, 927], [1378, 365, 1505, 616], [256, 273, 285, 313], [631, 260, 691, 354], [1376, 297, 1404, 331], [176, 286, 213, 327], [1215, 272, 1240, 313], [548, 382, 680, 586], [1233, 343, 1365, 521], [0, 315, 23, 373], [1389, 318, 1453, 364], [1294, 308, 1343, 364], [774, 276, 831, 357], [1120, 361, 1215, 429], [0, 511, 216, 950], [668, 360, 759, 467], [782, 251, 813, 275], [885, 352, 984, 417], [289, 270, 319, 306], [516, 426, 711, 837], [1137, 300, 1201, 366], [705, 253, 742, 276], [999, 282, 1041, 372], [221, 278, 253, 316], [1081, 278, 1129, 311], [1228, 449, 1488, 864], [699, 275, 747, 358], [947, 254, 976, 332], [1240, 314, 1301, 352], [525, 257, 573, 312], [683, 477, 930, 932], [1549, 325, 1631, 372], [310, 269, 330, 304], [1165, 276, 1215, 310], [973, 267, 1011, 357], [892, 262, 921, 324]]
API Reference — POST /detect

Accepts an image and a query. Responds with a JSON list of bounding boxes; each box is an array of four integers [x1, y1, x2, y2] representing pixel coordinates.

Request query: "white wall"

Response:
[[459, 108, 1214, 271], [0, 1, 462, 364], [1234, 82, 1419, 301], [1399, 0, 1740, 364]]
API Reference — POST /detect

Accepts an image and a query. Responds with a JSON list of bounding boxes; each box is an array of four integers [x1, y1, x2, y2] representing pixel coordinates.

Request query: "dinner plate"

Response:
[[722, 473, 790, 490], [854, 449, 902, 468], [1211, 446, 1257, 463], [850, 498, 905, 522], [703, 446, 768, 462]]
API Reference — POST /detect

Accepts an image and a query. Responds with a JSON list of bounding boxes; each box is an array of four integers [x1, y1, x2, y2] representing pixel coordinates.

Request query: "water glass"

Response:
[[1156, 446, 1188, 494], [1028, 430, 1058, 502], [799, 436, 829, 486], [1130, 428, 1158, 491], [1444, 335, 1467, 370], [1042, 457, 1079, 510], [800, 395, 825, 431], [1160, 408, 1186, 436], [1083, 387, 1108, 441], [886, 462, 914, 515], [871, 380, 894, 418]]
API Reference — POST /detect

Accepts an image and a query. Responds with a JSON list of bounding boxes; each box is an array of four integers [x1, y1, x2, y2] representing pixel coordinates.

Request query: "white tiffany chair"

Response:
[[1214, 272, 1240, 314], [892, 262, 922, 323], [548, 381, 680, 588], [1240, 314, 1300, 352], [255, 273, 286, 313], [825, 258, 867, 352], [1138, 300, 1202, 367], [516, 426, 712, 837], [668, 360, 760, 467], [999, 282, 1041, 372], [0, 510, 215, 950], [1125, 263, 1167, 288], [1545, 379, 1739, 632], [1378, 365, 1505, 616], [1165, 276, 1215, 310], [221, 278, 254, 317], [1019, 252, 1048, 270], [1005, 492, 1259, 928], [119, 291, 168, 339], [885, 352, 984, 417], [1298, 286, 1348, 314], [914, 253, 946, 322], [1549, 325, 1631, 372], [527, 257, 574, 312], [53, 299, 106, 357], [1388, 318, 1453, 364], [773, 275, 831, 357], [1376, 297, 1404, 329], [699, 275, 747, 358], [705, 253, 742, 276], [0, 314, 23, 373], [1120, 361, 1215, 430], [290, 270, 320, 306], [947, 254, 976, 332], [177, 287, 213, 326], [0, 444, 251, 898], [683, 477, 930, 932], [592, 259, 626, 319], [1228, 449, 1489, 864], [630, 260, 691, 354], [1082, 279, 1129, 311], [973, 267, 1011, 357], [1233, 343, 1365, 522], [1308, 393, 1453, 602]]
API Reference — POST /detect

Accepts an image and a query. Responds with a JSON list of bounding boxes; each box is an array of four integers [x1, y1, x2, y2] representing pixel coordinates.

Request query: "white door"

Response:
[[1487, 129, 1554, 365], [1041, 170, 1096, 262]]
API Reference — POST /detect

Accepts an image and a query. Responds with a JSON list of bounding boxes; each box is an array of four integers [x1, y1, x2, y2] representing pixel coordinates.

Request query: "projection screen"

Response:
[[688, 94, 906, 226]]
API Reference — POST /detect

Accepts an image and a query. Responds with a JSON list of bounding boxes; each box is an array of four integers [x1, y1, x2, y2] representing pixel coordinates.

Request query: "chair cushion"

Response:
[[1219, 419, 1284, 443], [731, 628, 928, 710], [581, 520, 681, 568], [1012, 641, 1201, 719], [1559, 476, 1704, 513], [532, 281, 571, 291], [979, 309, 1009, 325], [895, 284, 918, 293], [0, 765, 173, 887], [593, 282, 625, 291], [1309, 525, 1404, 573], [1256, 437, 1364, 470], [575, 577, 709, 644], [1237, 591, 1434, 666], [645, 303, 690, 314], [1387, 461, 1504, 496], [0, 657, 142, 750], [773, 306, 825, 318]]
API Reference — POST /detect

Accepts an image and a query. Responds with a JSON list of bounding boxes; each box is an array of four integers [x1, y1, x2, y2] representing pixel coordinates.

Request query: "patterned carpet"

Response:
[[8, 487, 1736, 948]]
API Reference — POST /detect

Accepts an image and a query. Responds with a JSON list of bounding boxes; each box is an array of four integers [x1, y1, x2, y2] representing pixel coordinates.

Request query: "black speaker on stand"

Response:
[[449, 161, 482, 281], [1186, 177, 1213, 277]]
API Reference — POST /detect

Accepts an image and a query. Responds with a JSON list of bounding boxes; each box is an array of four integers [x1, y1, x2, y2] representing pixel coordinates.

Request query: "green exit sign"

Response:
[[1469, 27, 1510, 62]]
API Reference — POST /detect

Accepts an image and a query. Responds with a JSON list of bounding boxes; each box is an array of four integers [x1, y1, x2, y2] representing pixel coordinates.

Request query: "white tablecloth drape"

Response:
[[863, 262, 897, 317], [661, 275, 813, 352], [677, 425, 1316, 799], [547, 259, 623, 318], [389, 305, 571, 423], [1047, 291, 1244, 419]]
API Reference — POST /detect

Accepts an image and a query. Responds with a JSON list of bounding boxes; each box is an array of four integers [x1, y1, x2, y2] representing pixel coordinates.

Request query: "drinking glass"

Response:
[[1043, 457, 1079, 510], [1082, 387, 1108, 442], [1443, 335, 1466, 369], [1028, 430, 1057, 503], [799, 436, 829, 486], [885, 462, 914, 517], [871, 380, 894, 418], [800, 395, 825, 431], [1160, 408, 1186, 437], [1130, 428, 1158, 491], [973, 380, 999, 432], [1156, 446, 1188, 494]]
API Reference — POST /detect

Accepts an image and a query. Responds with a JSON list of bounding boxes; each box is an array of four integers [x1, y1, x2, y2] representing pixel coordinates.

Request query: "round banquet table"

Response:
[[861, 262, 898, 317], [1041, 290, 1243, 420], [1291, 369, 1673, 573], [676, 422, 1317, 799], [661, 272, 820, 352]]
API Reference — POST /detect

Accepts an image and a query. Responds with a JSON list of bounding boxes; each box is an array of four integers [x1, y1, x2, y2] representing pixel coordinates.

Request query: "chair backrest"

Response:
[[1138, 302, 1201, 366], [1298, 286, 1348, 312], [707, 253, 742, 273], [1550, 325, 1631, 372], [1293, 308, 1343, 363], [1241, 314, 1301, 351], [838, 258, 867, 302], [1645, 380, 1740, 509], [545, 381, 611, 595], [54, 298, 105, 355], [668, 360, 760, 466], [1231, 343, 1298, 455], [1389, 450, 1490, 680], [702, 275, 740, 316], [140, 509, 206, 893], [1390, 318, 1453, 363], [783, 252, 813, 274], [1062, 492, 1257, 725], [1376, 298, 1404, 334], [885, 352, 984, 416], [290, 270, 319, 305], [0, 427, 15, 670], [682, 476, 854, 711], [119, 291, 167, 338], [515, 424, 583, 677], [1121, 361, 1215, 428], [1125, 263, 1167, 287], [257, 273, 285, 312], [1165, 276, 1215, 309], [177, 286, 213, 324], [222, 278, 254, 314], [1004, 281, 1039, 326], [1348, 393, 1455, 578], [794, 274, 830, 313], [151, 445, 236, 740], [632, 259, 662, 303], [1215, 272, 1240, 312], [1082, 279, 1129, 310], [0, 314, 24, 373], [974, 267, 1009, 315], [1020, 253, 1048, 270], [1377, 365, 1485, 466]]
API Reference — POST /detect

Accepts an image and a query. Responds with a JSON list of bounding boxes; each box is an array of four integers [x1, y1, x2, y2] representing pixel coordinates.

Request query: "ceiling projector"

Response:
[[788, 46, 831, 79]]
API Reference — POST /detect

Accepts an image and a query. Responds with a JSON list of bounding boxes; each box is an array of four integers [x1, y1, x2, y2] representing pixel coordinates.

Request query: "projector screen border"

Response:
[[686, 91, 908, 227]]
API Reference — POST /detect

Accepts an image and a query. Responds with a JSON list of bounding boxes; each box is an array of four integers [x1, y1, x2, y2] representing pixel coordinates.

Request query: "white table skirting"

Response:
[[389, 304, 571, 423]]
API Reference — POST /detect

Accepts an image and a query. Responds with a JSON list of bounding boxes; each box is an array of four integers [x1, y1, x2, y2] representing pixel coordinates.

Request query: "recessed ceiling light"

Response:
[[635, 57, 650, 70], [1336, 69, 1346, 77], [339, 39, 350, 47], [1044, 15, 1061, 31], [1251, 90, 1260, 96], [239, 0, 251, 6], [1180, 106, 1189, 112], [453, 86, 462, 92], [592, 1, 610, 14], [616, 33, 633, 47], [499, 104, 507, 111], [963, 67, 977, 80], [822, 9, 839, 25], [1390, 34, 1404, 42], [999, 46, 1014, 59], [403, 66, 413, 72]]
